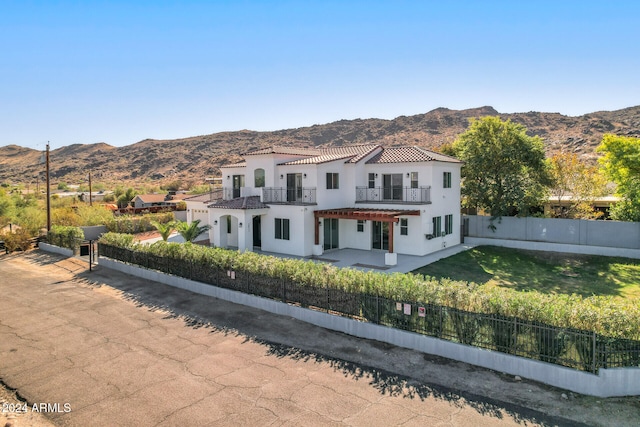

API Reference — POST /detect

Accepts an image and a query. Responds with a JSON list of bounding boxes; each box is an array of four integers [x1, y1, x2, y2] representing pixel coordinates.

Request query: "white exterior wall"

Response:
[[260, 204, 314, 256], [211, 150, 462, 258], [339, 218, 371, 250]]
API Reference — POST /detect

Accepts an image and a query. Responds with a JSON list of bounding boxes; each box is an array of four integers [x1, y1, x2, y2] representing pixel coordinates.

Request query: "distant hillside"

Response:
[[2, 105, 639, 186]]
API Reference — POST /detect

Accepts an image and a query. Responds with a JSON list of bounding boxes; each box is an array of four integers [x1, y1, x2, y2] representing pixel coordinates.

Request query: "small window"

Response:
[[400, 218, 408, 236], [275, 218, 290, 240], [226, 216, 231, 233], [368, 173, 375, 189], [432, 216, 442, 237], [326, 173, 339, 189], [254, 168, 265, 188], [357, 220, 364, 232], [410, 172, 418, 189], [445, 214, 453, 235], [443, 172, 452, 189]]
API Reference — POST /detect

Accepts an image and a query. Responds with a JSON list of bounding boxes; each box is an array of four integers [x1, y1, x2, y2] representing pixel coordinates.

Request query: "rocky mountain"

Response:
[[2, 105, 639, 187]]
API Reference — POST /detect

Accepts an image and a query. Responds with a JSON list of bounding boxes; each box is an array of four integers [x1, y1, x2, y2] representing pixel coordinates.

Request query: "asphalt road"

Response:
[[0, 251, 636, 426]]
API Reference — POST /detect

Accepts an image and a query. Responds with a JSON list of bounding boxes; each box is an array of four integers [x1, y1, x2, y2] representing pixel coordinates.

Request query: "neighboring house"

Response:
[[131, 192, 191, 209], [201, 144, 462, 265], [544, 195, 619, 219]]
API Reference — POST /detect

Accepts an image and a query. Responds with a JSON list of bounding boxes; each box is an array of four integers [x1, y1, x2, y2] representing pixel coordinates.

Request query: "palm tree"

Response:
[[175, 219, 211, 243], [151, 220, 176, 241]]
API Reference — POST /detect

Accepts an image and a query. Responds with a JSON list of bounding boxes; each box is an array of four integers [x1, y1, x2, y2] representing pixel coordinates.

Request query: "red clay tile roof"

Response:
[[366, 146, 462, 164], [208, 196, 269, 210], [280, 144, 380, 165], [244, 146, 322, 156], [219, 161, 247, 168]]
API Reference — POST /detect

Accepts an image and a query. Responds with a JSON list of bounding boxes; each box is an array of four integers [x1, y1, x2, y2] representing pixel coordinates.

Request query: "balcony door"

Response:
[[286, 173, 302, 202], [232, 175, 244, 198], [382, 174, 403, 201], [372, 221, 389, 250]]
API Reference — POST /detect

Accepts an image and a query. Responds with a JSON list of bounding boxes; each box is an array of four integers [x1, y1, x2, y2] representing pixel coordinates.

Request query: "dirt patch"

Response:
[[0, 380, 56, 427]]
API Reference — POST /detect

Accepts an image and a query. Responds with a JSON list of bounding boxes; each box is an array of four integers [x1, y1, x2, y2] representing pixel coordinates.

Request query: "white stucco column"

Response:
[[385, 252, 398, 266]]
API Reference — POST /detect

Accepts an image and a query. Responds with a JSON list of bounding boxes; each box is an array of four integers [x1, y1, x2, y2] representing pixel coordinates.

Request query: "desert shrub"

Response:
[[47, 225, 84, 250], [106, 212, 174, 233], [0, 228, 33, 252]]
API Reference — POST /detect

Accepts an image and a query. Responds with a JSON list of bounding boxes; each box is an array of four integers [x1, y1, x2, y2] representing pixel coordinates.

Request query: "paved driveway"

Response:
[[0, 251, 629, 426]]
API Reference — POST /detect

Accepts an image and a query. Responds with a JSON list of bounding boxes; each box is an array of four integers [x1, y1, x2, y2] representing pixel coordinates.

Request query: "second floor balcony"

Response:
[[262, 187, 317, 205], [355, 186, 431, 204]]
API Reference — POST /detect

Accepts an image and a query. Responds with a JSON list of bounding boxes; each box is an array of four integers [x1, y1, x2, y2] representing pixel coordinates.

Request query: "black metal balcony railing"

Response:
[[355, 186, 431, 204], [222, 187, 238, 200], [262, 187, 317, 205]]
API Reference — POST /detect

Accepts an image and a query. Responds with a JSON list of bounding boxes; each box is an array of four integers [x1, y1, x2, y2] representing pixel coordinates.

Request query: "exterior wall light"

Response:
[[214, 220, 218, 225]]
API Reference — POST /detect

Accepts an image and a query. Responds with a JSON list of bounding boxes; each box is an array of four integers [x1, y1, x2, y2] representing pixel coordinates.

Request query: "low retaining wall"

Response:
[[99, 256, 640, 397], [39, 242, 74, 257], [465, 237, 640, 259], [465, 215, 640, 250]]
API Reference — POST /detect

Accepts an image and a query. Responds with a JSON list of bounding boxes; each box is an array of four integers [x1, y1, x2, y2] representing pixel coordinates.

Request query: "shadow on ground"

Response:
[[23, 251, 587, 427]]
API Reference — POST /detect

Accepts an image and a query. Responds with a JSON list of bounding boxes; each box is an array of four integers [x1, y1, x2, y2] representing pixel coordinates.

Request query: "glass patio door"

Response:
[[323, 218, 339, 250], [372, 221, 389, 250]]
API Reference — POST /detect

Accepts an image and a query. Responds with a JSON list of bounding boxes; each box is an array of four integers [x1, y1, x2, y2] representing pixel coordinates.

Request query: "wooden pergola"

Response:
[[313, 208, 420, 253]]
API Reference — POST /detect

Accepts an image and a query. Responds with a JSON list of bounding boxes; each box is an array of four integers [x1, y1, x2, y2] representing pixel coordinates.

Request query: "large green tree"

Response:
[[451, 116, 551, 218], [597, 134, 640, 221], [548, 152, 607, 219]]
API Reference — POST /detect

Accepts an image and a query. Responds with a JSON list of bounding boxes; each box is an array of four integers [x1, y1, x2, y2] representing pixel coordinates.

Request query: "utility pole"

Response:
[[46, 142, 51, 232], [88, 171, 92, 207]]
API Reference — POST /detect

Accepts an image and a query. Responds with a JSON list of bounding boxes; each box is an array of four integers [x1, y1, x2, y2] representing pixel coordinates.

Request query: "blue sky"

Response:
[[2, 1, 639, 150]]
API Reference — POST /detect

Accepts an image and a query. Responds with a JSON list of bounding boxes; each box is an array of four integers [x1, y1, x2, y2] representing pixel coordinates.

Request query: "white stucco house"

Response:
[[184, 144, 463, 265]]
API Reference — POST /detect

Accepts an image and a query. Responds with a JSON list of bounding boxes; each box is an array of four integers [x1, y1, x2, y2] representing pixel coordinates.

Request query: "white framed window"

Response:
[[275, 218, 290, 240], [443, 172, 452, 188], [400, 218, 408, 235], [432, 216, 442, 237], [445, 214, 454, 235], [357, 220, 364, 232], [410, 172, 418, 189], [326, 173, 339, 189]]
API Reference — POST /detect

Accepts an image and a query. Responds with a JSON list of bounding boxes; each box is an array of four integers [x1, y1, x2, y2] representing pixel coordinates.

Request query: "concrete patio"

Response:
[[258, 243, 474, 273]]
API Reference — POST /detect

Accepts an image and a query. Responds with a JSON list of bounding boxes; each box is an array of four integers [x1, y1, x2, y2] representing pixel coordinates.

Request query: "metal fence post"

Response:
[[592, 331, 597, 373], [375, 294, 379, 324]]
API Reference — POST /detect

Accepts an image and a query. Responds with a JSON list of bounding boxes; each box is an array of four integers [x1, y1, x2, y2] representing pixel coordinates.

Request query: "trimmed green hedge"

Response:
[[106, 212, 175, 234], [48, 225, 84, 250], [98, 233, 640, 340]]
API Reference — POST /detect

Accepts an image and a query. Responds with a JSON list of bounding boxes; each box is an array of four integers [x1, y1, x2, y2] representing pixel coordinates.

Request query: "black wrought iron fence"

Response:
[[99, 243, 640, 373]]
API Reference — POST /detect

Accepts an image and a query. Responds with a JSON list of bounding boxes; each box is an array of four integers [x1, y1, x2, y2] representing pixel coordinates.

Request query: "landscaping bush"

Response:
[[97, 234, 640, 341], [0, 228, 33, 252], [106, 212, 174, 234], [48, 225, 84, 251]]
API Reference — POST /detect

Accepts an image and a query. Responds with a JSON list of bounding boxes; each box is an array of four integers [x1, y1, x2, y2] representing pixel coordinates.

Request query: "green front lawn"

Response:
[[412, 246, 640, 300]]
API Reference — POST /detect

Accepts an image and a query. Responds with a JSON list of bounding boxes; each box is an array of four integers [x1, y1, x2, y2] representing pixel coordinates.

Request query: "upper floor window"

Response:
[[410, 172, 418, 189], [326, 173, 339, 189], [443, 172, 452, 188], [254, 168, 265, 188], [368, 173, 375, 189]]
